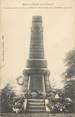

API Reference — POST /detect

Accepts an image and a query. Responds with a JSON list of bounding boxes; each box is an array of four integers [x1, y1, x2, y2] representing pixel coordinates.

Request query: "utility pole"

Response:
[[2, 35, 4, 63], [0, 35, 5, 69]]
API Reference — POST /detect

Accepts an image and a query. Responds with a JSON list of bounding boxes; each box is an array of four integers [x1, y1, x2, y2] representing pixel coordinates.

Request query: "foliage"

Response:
[[64, 49, 75, 78], [12, 96, 24, 113], [63, 49, 75, 112], [47, 91, 73, 113], [0, 83, 15, 113]]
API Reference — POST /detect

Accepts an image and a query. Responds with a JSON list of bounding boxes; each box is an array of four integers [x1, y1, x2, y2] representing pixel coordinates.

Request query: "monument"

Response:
[[17, 16, 50, 112]]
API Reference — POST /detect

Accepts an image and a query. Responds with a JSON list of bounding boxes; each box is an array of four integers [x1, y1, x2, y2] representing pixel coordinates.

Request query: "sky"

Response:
[[0, 0, 75, 92]]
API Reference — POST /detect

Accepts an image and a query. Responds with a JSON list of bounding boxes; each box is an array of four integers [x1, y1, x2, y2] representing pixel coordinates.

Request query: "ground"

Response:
[[0, 113, 75, 117]]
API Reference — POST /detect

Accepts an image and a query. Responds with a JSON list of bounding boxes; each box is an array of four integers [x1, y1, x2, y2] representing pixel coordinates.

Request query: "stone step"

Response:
[[27, 105, 45, 108], [27, 108, 46, 112], [27, 100, 45, 105], [27, 99, 44, 102], [27, 107, 46, 110], [28, 101, 45, 105], [26, 98, 46, 112], [28, 103, 45, 107]]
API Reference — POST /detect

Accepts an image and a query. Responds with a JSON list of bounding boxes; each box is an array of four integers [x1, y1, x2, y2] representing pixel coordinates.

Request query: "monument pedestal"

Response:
[[23, 68, 50, 98]]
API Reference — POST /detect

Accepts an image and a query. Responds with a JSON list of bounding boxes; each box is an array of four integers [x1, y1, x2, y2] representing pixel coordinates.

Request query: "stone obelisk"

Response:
[[23, 16, 50, 97]]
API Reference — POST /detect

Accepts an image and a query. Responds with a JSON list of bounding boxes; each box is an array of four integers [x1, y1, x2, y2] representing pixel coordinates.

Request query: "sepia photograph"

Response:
[[0, 0, 75, 117]]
